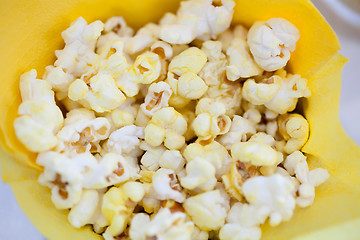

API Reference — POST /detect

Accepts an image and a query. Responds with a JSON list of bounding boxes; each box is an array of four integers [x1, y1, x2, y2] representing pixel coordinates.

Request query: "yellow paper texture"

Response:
[[0, 0, 359, 239]]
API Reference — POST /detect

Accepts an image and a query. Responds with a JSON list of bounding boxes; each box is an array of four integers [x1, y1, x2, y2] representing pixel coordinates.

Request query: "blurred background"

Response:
[[0, 0, 359, 239]]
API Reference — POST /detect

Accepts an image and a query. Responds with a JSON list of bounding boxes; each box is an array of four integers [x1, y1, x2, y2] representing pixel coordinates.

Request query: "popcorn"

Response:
[[226, 38, 263, 80], [217, 115, 256, 149], [183, 141, 232, 178], [102, 182, 145, 236], [168, 47, 207, 78], [106, 98, 138, 130], [278, 113, 310, 154], [84, 152, 140, 189], [56, 108, 111, 154], [140, 82, 172, 117], [140, 142, 166, 171], [131, 51, 161, 84], [14, 100, 64, 152], [144, 107, 187, 150], [55, 40, 99, 78], [159, 150, 186, 173], [152, 168, 185, 203], [248, 132, 276, 148], [68, 189, 100, 228], [97, 39, 128, 78], [13, 5, 322, 239], [125, 23, 160, 54], [103, 16, 134, 37], [199, 41, 227, 87], [284, 151, 329, 207], [244, 74, 311, 114], [103, 125, 144, 160], [14, 70, 64, 152], [61, 17, 104, 50], [37, 151, 98, 209], [180, 159, 217, 192], [231, 142, 278, 166], [43, 66, 75, 100], [130, 208, 194, 240], [160, 0, 235, 44], [221, 161, 258, 201], [151, 41, 173, 60], [192, 98, 231, 140], [219, 203, 263, 240], [68, 71, 126, 112], [177, 72, 208, 99], [242, 174, 296, 226], [183, 190, 228, 231], [247, 18, 300, 71], [167, 47, 208, 99], [242, 77, 281, 105]]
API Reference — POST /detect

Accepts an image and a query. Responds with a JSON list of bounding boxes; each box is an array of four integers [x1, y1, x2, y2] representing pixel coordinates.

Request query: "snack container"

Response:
[[0, 0, 359, 239]]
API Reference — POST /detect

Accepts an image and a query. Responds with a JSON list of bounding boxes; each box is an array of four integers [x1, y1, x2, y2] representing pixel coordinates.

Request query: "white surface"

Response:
[[0, 1, 359, 239]]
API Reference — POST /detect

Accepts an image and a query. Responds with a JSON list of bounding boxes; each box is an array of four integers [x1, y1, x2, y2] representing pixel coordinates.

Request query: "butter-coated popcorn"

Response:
[[152, 168, 185, 202], [180, 159, 217, 192], [226, 38, 263, 80], [104, 16, 134, 38], [242, 77, 281, 105], [104, 125, 144, 156], [145, 107, 187, 149], [102, 182, 145, 236], [43, 66, 75, 100], [160, 0, 235, 44], [55, 40, 99, 78], [84, 152, 140, 189], [192, 98, 231, 140], [14, 2, 324, 238], [14, 100, 64, 152], [184, 190, 228, 231], [199, 41, 227, 87], [284, 151, 329, 207], [231, 142, 278, 166], [62, 17, 104, 50], [140, 82, 172, 116], [278, 113, 310, 154], [37, 151, 98, 209], [130, 208, 194, 240], [218, 115, 256, 149], [265, 74, 310, 114], [140, 142, 166, 171], [68, 189, 100, 228], [222, 161, 258, 201], [125, 23, 160, 55], [56, 108, 111, 154], [159, 150, 186, 173], [242, 174, 296, 226], [68, 71, 126, 112], [183, 141, 232, 178], [107, 98, 138, 130], [204, 78, 242, 117], [247, 18, 300, 71]]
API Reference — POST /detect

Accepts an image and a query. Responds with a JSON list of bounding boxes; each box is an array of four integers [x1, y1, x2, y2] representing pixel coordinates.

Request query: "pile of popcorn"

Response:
[[13, 0, 330, 239]]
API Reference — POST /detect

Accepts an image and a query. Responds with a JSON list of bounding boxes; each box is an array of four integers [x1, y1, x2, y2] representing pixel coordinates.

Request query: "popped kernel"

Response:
[[68, 71, 126, 113], [183, 190, 228, 231], [278, 113, 310, 154], [140, 81, 172, 116], [231, 142, 278, 166], [56, 108, 111, 155], [218, 115, 256, 149], [144, 107, 187, 150], [152, 168, 185, 203], [192, 98, 231, 140], [247, 18, 300, 71]]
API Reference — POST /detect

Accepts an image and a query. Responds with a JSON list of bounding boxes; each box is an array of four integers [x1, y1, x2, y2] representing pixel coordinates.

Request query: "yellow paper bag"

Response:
[[0, 0, 359, 239]]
